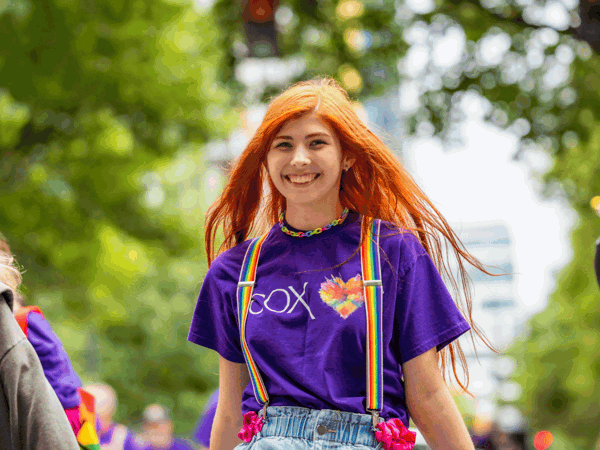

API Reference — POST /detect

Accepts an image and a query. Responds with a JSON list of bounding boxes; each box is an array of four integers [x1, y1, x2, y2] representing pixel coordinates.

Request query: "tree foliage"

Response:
[[0, 0, 236, 433], [3, 0, 600, 443], [508, 132, 600, 448], [212, 0, 594, 168]]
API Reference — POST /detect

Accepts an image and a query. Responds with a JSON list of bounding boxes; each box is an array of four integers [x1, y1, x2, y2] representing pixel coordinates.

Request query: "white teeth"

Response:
[[287, 174, 317, 184]]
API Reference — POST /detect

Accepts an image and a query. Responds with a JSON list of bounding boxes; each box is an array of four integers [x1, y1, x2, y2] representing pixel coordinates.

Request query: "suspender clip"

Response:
[[369, 410, 380, 430], [261, 402, 269, 419], [363, 280, 382, 286], [238, 281, 255, 287]]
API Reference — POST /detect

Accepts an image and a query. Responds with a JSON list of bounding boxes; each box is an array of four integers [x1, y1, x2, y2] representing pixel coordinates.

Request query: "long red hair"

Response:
[[205, 77, 494, 392]]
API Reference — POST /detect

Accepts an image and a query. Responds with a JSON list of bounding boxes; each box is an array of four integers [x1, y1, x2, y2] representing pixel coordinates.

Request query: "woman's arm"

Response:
[[210, 355, 250, 450], [403, 347, 475, 450]]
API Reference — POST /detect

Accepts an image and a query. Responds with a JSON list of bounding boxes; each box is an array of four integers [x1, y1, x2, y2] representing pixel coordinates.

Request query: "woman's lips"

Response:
[[284, 173, 320, 185]]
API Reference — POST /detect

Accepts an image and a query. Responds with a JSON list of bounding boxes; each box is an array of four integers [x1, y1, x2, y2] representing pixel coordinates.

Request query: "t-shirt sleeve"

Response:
[[27, 313, 82, 409], [188, 263, 245, 363], [394, 251, 471, 364]]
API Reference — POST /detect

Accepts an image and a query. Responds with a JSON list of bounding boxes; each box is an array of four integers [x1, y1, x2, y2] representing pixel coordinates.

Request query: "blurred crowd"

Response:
[[469, 423, 527, 450], [0, 233, 216, 449], [86, 382, 218, 450]]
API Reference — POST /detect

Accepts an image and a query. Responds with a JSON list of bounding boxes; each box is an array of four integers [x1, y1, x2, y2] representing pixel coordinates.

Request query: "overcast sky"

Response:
[[402, 116, 576, 318]]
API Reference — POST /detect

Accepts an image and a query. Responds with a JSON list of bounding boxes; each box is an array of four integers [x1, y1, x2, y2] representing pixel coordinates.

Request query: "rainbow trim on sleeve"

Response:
[[361, 218, 384, 413], [237, 232, 270, 407]]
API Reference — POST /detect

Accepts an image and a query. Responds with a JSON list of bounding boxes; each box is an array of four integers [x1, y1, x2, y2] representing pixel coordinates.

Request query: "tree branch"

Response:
[[438, 0, 583, 42]]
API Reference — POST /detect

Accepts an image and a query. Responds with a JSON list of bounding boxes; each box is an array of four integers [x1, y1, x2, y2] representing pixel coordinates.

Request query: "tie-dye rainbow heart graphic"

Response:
[[319, 274, 364, 319]]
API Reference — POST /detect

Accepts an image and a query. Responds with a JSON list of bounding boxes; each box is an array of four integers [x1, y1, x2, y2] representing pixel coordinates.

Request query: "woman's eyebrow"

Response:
[[274, 132, 330, 141]]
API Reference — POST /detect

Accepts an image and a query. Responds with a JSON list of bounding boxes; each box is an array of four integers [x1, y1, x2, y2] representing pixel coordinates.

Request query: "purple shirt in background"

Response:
[[188, 212, 470, 427], [27, 312, 82, 409], [193, 389, 219, 447], [141, 438, 195, 450], [99, 424, 140, 450]]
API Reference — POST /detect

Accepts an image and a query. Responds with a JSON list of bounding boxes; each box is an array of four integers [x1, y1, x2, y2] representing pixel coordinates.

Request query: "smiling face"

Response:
[[266, 114, 354, 211]]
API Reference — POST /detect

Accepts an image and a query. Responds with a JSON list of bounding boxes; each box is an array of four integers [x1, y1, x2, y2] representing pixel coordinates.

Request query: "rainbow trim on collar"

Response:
[[237, 232, 270, 406], [237, 217, 384, 415], [361, 218, 383, 413]]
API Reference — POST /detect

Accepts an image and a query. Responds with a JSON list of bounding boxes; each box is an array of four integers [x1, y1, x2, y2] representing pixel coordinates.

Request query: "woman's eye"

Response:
[[274, 139, 325, 149]]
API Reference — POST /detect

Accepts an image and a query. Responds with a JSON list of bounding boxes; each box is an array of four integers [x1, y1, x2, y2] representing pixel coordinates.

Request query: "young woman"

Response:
[[188, 78, 491, 450]]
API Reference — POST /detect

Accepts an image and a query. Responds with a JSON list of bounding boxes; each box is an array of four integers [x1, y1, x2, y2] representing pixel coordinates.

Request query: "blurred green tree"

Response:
[[508, 143, 600, 448], [4, 0, 600, 443], [212, 0, 596, 162], [0, 0, 236, 434]]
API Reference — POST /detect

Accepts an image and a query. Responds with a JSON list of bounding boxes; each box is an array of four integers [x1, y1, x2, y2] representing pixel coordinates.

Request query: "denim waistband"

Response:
[[259, 406, 380, 447]]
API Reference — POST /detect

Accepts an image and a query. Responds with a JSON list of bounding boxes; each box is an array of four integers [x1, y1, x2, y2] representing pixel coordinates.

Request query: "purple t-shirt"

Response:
[[188, 212, 470, 426], [141, 438, 195, 450], [193, 389, 218, 447], [27, 312, 83, 409]]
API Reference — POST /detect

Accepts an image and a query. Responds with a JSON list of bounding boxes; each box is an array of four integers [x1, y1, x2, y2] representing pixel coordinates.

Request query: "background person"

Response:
[[2, 235, 100, 449], [140, 404, 195, 450], [192, 389, 218, 449], [0, 240, 79, 449], [86, 382, 140, 450], [2, 235, 84, 434], [12, 291, 84, 434]]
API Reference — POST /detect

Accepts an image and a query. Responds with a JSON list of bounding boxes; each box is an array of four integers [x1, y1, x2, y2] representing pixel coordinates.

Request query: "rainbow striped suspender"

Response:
[[237, 217, 383, 424], [360, 218, 384, 427], [237, 232, 270, 415]]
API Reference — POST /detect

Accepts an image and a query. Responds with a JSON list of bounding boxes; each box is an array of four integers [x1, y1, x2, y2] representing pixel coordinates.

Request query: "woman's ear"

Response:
[[343, 157, 356, 171]]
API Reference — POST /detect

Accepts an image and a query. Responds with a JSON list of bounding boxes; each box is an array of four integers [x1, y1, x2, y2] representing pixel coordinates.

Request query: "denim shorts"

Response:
[[235, 406, 382, 450]]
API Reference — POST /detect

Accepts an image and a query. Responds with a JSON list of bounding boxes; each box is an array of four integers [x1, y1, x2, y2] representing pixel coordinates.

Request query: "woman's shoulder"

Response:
[[207, 238, 255, 279], [377, 220, 423, 248], [376, 220, 428, 270]]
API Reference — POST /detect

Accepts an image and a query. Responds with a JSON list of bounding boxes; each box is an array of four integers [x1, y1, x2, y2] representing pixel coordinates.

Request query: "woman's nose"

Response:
[[290, 145, 310, 166]]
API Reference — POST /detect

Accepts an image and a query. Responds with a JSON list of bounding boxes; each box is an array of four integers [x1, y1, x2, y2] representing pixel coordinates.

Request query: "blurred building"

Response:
[[363, 90, 405, 157], [454, 222, 526, 436]]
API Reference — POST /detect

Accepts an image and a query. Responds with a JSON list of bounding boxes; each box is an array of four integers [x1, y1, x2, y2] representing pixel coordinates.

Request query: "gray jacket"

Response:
[[0, 281, 79, 449]]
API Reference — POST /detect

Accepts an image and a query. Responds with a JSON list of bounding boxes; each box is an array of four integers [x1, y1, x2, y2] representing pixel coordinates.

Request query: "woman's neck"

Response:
[[284, 201, 344, 230]]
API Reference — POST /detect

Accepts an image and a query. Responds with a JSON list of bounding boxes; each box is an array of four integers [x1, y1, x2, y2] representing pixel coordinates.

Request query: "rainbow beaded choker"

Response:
[[279, 208, 350, 238]]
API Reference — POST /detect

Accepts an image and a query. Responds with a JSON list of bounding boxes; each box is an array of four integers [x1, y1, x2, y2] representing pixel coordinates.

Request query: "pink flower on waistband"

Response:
[[238, 411, 264, 443], [374, 418, 416, 450]]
